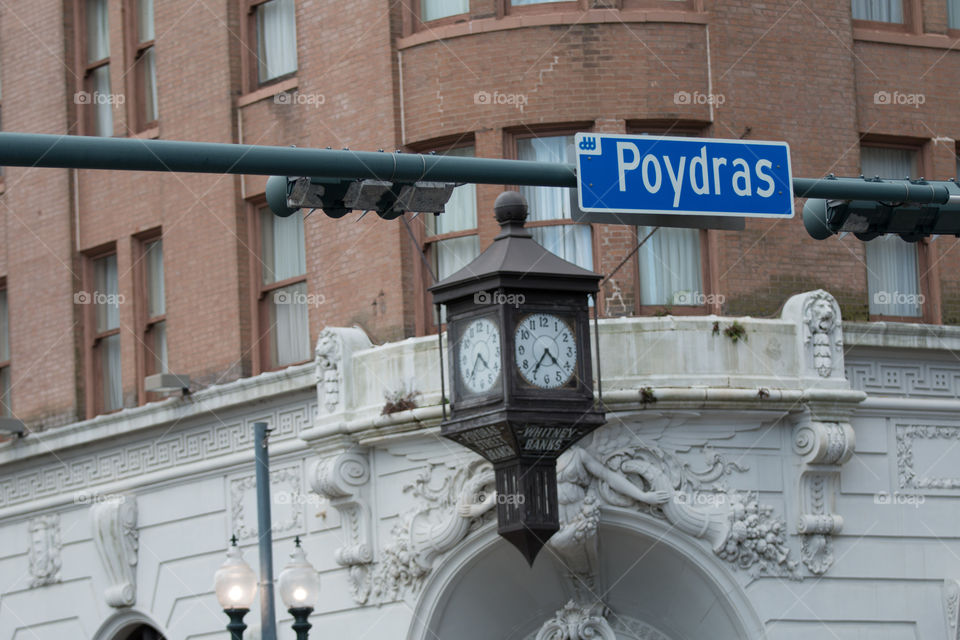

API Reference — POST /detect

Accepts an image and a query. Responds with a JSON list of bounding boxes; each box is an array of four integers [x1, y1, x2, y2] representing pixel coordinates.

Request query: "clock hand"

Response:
[[469, 352, 482, 381], [543, 348, 560, 367], [476, 353, 490, 371], [531, 349, 548, 377]]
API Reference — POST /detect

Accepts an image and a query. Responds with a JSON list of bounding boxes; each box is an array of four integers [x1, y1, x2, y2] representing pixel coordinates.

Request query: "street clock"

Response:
[[430, 190, 605, 565]]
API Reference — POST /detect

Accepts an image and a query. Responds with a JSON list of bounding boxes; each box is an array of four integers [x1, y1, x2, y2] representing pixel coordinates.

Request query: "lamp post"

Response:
[[278, 536, 321, 640], [214, 535, 258, 640]]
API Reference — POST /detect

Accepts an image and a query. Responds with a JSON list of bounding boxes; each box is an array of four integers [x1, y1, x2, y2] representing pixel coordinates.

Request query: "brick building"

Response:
[[3, 3, 960, 638], [0, 0, 957, 426]]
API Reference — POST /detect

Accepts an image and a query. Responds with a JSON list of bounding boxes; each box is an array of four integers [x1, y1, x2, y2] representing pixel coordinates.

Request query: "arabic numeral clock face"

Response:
[[457, 317, 502, 395], [514, 313, 578, 389]]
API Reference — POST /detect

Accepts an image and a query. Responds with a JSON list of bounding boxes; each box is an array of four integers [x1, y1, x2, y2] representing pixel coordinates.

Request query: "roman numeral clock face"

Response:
[[457, 317, 502, 395], [514, 313, 578, 389]]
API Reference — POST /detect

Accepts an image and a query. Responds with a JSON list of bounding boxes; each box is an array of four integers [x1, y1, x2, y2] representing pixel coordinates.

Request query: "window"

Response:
[[0, 283, 10, 417], [248, 0, 298, 85], [851, 0, 903, 22], [91, 253, 123, 412], [83, 0, 113, 136], [950, 0, 960, 29], [421, 0, 468, 21], [138, 237, 166, 392], [257, 207, 310, 369], [517, 135, 594, 271], [0, 53, 4, 179], [423, 145, 479, 325], [511, 0, 567, 5], [861, 146, 922, 318], [128, 0, 158, 130]]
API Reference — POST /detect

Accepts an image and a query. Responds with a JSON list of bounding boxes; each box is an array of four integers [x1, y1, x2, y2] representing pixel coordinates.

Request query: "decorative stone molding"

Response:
[[91, 496, 139, 607], [358, 458, 496, 603], [310, 448, 374, 603], [846, 359, 960, 399], [944, 579, 960, 640], [0, 402, 313, 512], [534, 601, 616, 640], [230, 464, 304, 541], [28, 514, 62, 587], [782, 289, 844, 381], [791, 411, 856, 575], [315, 327, 373, 415], [897, 425, 960, 490]]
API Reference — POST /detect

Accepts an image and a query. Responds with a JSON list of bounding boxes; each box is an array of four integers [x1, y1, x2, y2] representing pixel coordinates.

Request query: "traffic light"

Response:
[[802, 177, 960, 241], [265, 175, 456, 220]]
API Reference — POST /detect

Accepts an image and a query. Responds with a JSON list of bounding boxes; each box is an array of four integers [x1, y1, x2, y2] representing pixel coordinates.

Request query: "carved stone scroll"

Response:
[[91, 496, 139, 607], [311, 448, 375, 603]]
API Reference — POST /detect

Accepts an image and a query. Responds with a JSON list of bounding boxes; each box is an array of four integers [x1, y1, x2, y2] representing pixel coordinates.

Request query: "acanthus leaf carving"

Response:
[[91, 496, 138, 607]]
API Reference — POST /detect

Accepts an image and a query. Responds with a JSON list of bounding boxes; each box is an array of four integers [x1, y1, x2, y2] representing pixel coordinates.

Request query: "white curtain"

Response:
[[145, 240, 165, 317], [866, 237, 920, 316], [86, 0, 109, 62], [0, 367, 9, 417], [950, 0, 960, 28], [95, 254, 119, 332], [137, 0, 155, 43], [257, 0, 298, 82], [0, 289, 8, 363], [101, 333, 122, 411], [151, 320, 168, 373], [428, 146, 477, 236], [142, 47, 159, 123], [261, 209, 306, 284], [519, 136, 593, 270], [91, 65, 113, 136], [851, 0, 903, 22], [434, 235, 479, 281], [272, 282, 311, 366], [637, 226, 703, 306], [422, 0, 469, 20], [861, 146, 920, 316]]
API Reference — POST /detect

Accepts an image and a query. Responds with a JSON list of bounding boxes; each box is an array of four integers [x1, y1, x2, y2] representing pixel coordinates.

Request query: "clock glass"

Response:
[[514, 313, 577, 389], [457, 316, 502, 395]]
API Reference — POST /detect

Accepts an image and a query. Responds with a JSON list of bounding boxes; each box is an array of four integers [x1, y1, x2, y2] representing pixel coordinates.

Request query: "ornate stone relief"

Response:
[[350, 422, 800, 605], [310, 448, 374, 603], [28, 514, 62, 588], [524, 604, 673, 640], [897, 425, 960, 490], [944, 579, 960, 640], [534, 601, 616, 640], [91, 496, 139, 607], [359, 458, 496, 604], [846, 359, 960, 399], [791, 413, 855, 575], [230, 464, 304, 541], [782, 289, 844, 380], [315, 327, 372, 415]]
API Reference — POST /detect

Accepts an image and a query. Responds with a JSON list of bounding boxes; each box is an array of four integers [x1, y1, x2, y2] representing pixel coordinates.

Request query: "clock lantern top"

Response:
[[429, 190, 606, 565]]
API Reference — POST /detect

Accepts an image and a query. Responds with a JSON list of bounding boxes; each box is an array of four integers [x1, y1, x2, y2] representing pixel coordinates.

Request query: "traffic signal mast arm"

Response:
[[0, 132, 957, 239]]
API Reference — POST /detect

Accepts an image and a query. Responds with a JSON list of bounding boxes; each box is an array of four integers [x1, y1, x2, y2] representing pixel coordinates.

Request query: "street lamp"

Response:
[[214, 535, 257, 640], [278, 536, 321, 640]]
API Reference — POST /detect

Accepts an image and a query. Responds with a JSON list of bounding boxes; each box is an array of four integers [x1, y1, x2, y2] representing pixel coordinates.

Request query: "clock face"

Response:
[[457, 317, 502, 395], [514, 313, 578, 389]]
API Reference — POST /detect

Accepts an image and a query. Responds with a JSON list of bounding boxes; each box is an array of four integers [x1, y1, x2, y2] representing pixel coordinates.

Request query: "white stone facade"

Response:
[[2, 290, 960, 639]]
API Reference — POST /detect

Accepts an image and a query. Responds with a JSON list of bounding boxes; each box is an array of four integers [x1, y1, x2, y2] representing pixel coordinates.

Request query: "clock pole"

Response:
[[429, 191, 606, 565]]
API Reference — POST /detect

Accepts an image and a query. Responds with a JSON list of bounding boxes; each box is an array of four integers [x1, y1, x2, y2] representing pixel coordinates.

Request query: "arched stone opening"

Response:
[[408, 510, 764, 640]]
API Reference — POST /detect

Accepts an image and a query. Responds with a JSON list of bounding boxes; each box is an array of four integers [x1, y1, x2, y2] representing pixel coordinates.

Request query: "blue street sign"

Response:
[[575, 133, 794, 219]]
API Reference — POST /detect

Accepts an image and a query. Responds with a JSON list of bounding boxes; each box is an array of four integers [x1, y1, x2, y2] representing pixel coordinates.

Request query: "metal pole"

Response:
[[1, 132, 957, 204], [254, 421, 277, 640]]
